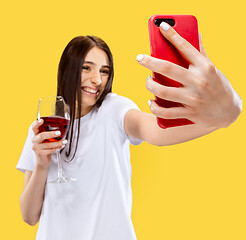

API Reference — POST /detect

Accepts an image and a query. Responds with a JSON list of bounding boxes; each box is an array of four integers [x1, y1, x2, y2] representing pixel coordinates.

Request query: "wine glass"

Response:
[[37, 96, 76, 183]]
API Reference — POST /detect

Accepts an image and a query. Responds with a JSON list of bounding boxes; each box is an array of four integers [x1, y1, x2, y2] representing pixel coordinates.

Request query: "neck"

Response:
[[81, 105, 94, 117], [75, 104, 94, 118]]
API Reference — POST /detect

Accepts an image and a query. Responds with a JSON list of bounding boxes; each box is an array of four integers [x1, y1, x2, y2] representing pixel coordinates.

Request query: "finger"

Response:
[[33, 144, 66, 154], [148, 100, 190, 119], [32, 119, 44, 135], [33, 130, 61, 144], [36, 139, 67, 150], [199, 33, 210, 59], [146, 76, 191, 105], [137, 54, 192, 86], [159, 22, 204, 66], [35, 148, 59, 156]]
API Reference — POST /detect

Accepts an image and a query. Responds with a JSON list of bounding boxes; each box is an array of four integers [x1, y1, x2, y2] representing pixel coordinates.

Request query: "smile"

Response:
[[81, 87, 99, 96]]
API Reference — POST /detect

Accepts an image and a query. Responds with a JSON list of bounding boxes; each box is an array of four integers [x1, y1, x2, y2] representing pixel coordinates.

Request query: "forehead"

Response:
[[84, 47, 109, 66]]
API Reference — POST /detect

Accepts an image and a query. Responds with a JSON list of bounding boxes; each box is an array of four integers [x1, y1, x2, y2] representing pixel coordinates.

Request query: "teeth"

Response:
[[83, 88, 98, 94]]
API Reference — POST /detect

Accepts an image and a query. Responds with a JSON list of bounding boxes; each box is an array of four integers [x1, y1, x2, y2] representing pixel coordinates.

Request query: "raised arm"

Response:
[[124, 109, 216, 146], [125, 22, 242, 146]]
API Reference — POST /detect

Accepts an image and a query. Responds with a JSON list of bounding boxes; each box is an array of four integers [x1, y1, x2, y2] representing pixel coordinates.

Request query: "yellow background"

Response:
[[1, 0, 245, 239]]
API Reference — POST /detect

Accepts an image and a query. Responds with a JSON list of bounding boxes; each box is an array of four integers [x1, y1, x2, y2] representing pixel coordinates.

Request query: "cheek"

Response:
[[81, 74, 86, 84], [102, 76, 109, 89], [81, 71, 90, 82]]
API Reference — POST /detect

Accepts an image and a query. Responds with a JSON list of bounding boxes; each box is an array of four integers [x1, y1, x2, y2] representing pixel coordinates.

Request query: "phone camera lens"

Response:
[[155, 19, 175, 27]]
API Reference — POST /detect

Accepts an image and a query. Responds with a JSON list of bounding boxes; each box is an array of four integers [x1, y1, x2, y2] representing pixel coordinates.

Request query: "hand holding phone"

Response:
[[137, 15, 242, 130], [148, 15, 200, 129]]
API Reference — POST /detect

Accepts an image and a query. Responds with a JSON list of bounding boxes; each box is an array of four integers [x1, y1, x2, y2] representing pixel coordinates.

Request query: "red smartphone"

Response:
[[148, 15, 200, 129]]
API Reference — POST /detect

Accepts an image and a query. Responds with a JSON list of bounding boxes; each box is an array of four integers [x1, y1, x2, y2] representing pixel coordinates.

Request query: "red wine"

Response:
[[38, 116, 70, 143]]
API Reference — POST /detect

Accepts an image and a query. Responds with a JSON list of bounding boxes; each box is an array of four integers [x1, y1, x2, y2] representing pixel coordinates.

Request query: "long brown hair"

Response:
[[57, 36, 114, 162]]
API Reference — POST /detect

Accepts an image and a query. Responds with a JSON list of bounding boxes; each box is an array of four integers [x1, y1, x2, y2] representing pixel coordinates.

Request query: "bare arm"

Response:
[[125, 109, 216, 146], [19, 120, 67, 225], [20, 167, 48, 226]]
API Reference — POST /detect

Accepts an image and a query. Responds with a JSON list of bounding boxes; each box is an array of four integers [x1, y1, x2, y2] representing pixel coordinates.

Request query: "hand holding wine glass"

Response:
[[32, 119, 66, 170], [32, 96, 75, 183]]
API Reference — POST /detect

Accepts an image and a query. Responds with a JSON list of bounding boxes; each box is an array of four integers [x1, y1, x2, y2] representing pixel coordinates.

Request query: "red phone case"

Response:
[[148, 15, 200, 129]]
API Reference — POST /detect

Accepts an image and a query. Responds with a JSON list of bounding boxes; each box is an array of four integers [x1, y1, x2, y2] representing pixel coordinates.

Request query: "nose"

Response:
[[91, 71, 101, 85]]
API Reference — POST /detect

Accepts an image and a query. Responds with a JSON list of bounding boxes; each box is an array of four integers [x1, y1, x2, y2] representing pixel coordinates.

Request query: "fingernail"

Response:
[[61, 145, 65, 149], [38, 119, 43, 124], [148, 100, 151, 106], [63, 140, 68, 144], [55, 131, 61, 136], [146, 76, 151, 81], [160, 22, 170, 31], [137, 54, 144, 62]]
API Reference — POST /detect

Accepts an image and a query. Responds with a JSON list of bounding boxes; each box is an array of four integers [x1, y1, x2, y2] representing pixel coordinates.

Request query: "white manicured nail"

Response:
[[160, 22, 170, 31], [61, 145, 66, 149], [148, 100, 151, 106], [38, 119, 43, 123], [55, 131, 61, 136], [137, 54, 144, 62], [63, 140, 68, 144]]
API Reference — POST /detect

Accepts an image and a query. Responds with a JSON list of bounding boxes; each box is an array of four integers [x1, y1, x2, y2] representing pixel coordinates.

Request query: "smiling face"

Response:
[[80, 47, 110, 116]]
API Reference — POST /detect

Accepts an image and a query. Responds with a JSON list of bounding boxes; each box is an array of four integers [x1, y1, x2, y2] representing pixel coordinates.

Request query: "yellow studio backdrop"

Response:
[[0, 0, 245, 239]]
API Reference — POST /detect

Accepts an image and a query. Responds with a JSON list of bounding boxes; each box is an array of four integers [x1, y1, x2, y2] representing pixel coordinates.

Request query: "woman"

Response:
[[17, 22, 242, 240]]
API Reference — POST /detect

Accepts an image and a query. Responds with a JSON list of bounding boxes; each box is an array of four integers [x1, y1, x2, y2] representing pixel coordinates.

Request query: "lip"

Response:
[[81, 86, 100, 97], [82, 86, 99, 91]]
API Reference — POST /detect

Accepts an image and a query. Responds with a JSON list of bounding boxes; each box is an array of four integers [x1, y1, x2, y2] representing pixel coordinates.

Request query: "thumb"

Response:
[[32, 119, 44, 135], [199, 33, 209, 59]]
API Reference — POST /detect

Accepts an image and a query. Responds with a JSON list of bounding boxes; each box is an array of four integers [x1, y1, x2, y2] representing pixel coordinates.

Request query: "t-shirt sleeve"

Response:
[[114, 95, 143, 145], [16, 124, 37, 173]]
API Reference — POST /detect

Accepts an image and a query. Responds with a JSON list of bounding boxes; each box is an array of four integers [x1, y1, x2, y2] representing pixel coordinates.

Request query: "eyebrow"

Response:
[[83, 61, 110, 68]]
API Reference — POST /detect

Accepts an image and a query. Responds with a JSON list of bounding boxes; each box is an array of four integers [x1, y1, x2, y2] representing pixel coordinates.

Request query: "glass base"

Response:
[[48, 176, 76, 184]]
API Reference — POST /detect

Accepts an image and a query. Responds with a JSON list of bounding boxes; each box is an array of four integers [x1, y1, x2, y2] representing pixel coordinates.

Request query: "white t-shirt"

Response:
[[17, 93, 142, 240]]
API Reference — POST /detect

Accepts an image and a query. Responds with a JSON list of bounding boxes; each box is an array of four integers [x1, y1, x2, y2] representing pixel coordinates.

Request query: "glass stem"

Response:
[[56, 149, 64, 179]]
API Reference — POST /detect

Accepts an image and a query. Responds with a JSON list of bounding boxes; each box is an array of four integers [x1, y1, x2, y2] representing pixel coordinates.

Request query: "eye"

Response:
[[100, 68, 110, 75], [82, 65, 91, 71]]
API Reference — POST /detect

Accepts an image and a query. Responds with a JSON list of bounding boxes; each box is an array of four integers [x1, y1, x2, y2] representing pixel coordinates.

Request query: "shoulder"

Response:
[[101, 92, 139, 110], [103, 92, 127, 103], [92, 92, 141, 126], [98, 92, 141, 128]]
